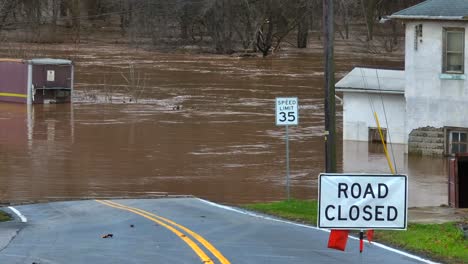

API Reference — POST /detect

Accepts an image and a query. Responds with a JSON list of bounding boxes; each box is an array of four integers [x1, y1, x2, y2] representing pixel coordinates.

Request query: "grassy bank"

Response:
[[0, 210, 11, 222], [244, 200, 468, 264]]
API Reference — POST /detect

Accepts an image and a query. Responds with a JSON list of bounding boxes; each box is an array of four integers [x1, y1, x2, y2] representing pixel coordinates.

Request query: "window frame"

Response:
[[442, 28, 465, 74], [446, 128, 468, 155]]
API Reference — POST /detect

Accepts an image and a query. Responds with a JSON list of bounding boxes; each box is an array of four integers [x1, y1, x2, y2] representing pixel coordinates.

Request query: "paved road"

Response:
[[0, 198, 434, 264]]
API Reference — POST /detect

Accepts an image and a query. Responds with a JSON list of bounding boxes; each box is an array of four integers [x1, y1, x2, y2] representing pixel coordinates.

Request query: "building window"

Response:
[[443, 28, 465, 74], [368, 127, 387, 143], [449, 131, 468, 154]]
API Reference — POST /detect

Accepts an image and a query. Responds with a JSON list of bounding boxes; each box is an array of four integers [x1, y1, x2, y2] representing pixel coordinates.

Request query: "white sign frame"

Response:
[[275, 97, 298, 126], [318, 173, 408, 230]]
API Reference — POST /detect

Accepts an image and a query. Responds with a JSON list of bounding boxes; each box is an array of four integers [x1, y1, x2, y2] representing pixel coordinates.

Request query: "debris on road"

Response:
[[101, 234, 114, 238]]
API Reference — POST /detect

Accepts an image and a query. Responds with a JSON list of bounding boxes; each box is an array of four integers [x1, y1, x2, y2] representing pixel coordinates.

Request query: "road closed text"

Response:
[[324, 183, 398, 222], [318, 174, 407, 230]]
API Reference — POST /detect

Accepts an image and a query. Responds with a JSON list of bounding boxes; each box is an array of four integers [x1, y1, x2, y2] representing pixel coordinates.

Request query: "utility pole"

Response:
[[323, 0, 336, 173]]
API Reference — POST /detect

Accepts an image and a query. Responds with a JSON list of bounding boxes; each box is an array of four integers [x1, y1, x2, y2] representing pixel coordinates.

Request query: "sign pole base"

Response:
[[359, 230, 364, 253]]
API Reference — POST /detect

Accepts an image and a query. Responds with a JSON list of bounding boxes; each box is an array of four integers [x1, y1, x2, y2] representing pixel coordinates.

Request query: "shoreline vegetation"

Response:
[[0, 1, 426, 58], [243, 199, 468, 264]]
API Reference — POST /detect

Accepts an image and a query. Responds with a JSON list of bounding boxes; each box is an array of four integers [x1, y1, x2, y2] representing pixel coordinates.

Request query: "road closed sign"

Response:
[[318, 174, 408, 230], [276, 97, 298, 126]]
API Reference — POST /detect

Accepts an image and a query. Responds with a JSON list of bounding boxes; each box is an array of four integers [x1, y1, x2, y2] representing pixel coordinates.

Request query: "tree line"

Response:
[[0, 0, 423, 56]]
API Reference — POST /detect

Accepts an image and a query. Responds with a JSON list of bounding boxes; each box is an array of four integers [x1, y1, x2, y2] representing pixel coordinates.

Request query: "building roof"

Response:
[[0, 58, 24, 63], [0, 58, 73, 65], [391, 0, 468, 21], [336, 67, 405, 95]]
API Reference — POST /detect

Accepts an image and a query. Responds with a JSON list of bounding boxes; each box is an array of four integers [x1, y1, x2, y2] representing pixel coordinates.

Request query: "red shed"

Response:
[[0, 58, 73, 104]]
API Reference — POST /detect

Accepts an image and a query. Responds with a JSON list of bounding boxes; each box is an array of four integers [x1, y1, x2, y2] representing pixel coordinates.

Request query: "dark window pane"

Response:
[[452, 144, 460, 153], [453, 132, 460, 142], [447, 53, 464, 71], [461, 133, 467, 142], [447, 32, 464, 52], [461, 144, 467, 153]]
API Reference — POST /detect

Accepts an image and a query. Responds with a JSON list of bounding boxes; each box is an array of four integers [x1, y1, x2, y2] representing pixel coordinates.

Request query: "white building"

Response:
[[337, 0, 468, 156], [337, 67, 406, 144]]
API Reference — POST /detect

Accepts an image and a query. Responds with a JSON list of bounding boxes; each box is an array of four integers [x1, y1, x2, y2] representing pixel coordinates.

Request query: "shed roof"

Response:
[[391, 0, 468, 21], [29, 58, 73, 65], [336, 67, 405, 95], [0, 58, 73, 65]]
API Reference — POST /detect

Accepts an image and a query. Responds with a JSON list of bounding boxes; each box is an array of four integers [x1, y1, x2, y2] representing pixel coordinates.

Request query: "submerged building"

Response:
[[337, 0, 468, 157], [0, 58, 73, 104]]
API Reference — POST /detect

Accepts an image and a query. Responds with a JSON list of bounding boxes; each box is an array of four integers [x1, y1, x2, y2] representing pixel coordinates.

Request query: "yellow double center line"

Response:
[[96, 200, 230, 264]]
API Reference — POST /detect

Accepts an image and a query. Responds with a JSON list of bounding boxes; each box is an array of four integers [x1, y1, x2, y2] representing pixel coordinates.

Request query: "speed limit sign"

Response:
[[276, 97, 298, 126]]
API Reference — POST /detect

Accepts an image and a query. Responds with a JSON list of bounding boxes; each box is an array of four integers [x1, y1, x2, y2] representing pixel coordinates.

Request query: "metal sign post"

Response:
[[276, 97, 299, 200], [285, 125, 290, 200]]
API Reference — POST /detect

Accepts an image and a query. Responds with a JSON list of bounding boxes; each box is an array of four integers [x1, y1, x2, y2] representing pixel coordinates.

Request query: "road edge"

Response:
[[7, 207, 27, 223], [197, 198, 440, 264], [0, 207, 27, 253]]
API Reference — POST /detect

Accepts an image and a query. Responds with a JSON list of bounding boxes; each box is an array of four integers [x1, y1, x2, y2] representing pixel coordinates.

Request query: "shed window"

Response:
[[449, 131, 468, 154], [443, 28, 465, 73], [369, 127, 386, 143]]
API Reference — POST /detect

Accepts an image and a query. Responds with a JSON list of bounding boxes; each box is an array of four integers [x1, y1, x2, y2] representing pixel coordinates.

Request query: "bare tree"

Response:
[[255, 0, 310, 56], [296, 0, 312, 48], [0, 0, 426, 53], [204, 0, 236, 53], [360, 0, 377, 41], [337, 0, 354, 40], [0, 0, 17, 31]]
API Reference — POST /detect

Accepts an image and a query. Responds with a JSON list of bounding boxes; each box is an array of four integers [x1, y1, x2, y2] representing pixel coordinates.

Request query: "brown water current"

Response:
[[0, 44, 448, 206]]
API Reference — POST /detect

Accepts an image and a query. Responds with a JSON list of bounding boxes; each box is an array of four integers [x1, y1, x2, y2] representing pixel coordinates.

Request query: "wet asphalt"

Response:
[[0, 198, 433, 264]]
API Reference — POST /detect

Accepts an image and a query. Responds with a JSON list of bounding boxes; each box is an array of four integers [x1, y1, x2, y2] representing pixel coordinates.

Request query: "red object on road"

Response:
[[327, 230, 349, 251], [367, 230, 374, 243], [359, 231, 364, 253]]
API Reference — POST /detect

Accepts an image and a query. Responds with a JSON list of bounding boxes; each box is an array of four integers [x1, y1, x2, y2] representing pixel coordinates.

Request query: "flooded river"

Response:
[[0, 44, 448, 206]]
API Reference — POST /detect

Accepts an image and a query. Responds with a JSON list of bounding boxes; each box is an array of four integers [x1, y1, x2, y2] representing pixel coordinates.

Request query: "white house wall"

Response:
[[405, 21, 468, 134], [343, 92, 406, 144]]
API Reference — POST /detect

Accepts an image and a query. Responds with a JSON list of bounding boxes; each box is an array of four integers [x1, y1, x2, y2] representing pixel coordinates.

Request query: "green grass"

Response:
[[0, 210, 12, 222], [244, 199, 318, 225], [244, 200, 468, 264], [375, 223, 467, 264]]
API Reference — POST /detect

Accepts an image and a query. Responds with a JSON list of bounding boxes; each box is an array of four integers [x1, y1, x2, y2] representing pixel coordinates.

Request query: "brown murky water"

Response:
[[0, 44, 448, 206]]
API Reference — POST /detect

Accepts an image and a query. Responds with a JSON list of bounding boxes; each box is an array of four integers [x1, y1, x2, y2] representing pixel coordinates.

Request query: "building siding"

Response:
[[342, 92, 406, 144], [0, 61, 28, 103], [405, 21, 468, 134], [32, 64, 72, 89]]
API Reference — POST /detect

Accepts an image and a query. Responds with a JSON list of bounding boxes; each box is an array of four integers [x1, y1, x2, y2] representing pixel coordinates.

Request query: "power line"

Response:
[[375, 69, 398, 174], [360, 67, 398, 174]]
